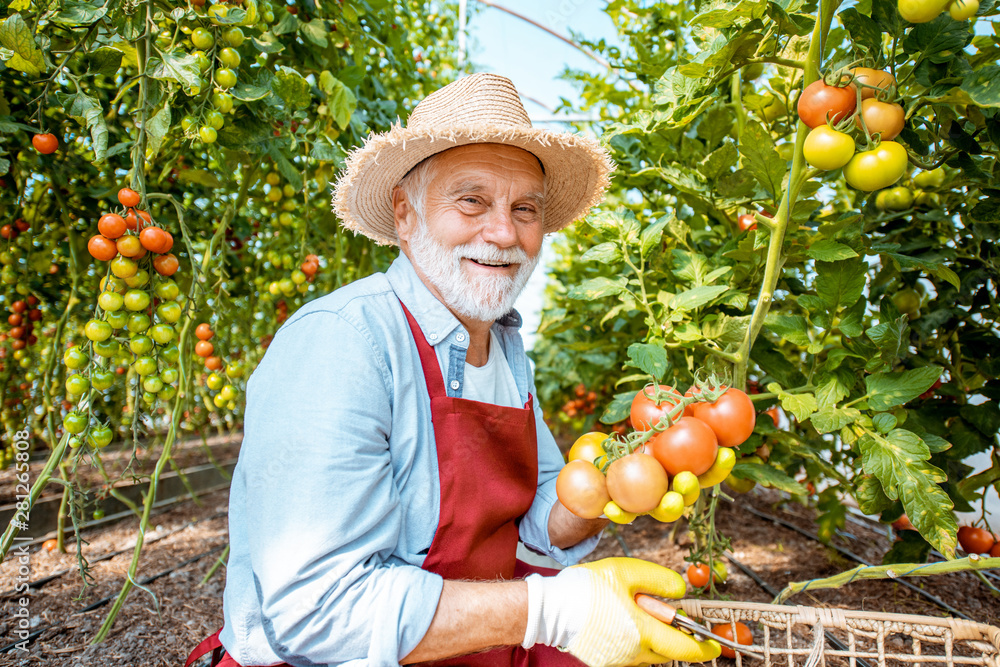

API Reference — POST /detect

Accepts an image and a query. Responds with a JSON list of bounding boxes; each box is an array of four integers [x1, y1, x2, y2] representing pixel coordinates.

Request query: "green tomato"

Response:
[[225, 361, 244, 378], [213, 392, 227, 408], [129, 335, 154, 355], [181, 115, 197, 132], [263, 9, 275, 22], [282, 198, 297, 212], [124, 289, 151, 312], [133, 356, 158, 376], [110, 256, 138, 279], [98, 291, 124, 312], [159, 384, 178, 401], [106, 310, 128, 330], [93, 339, 120, 358], [101, 275, 128, 294], [193, 50, 211, 72], [893, 288, 922, 316], [69, 436, 84, 449], [913, 167, 946, 189], [219, 384, 238, 402], [127, 313, 151, 333], [93, 509, 106, 520], [154, 279, 180, 300], [191, 27, 214, 49], [87, 425, 113, 448], [64, 346, 89, 370], [215, 68, 237, 89], [212, 91, 234, 113], [63, 411, 88, 435], [143, 375, 164, 393], [150, 323, 176, 345], [218, 47, 241, 68], [91, 369, 116, 391], [278, 212, 295, 226], [85, 319, 113, 342], [160, 367, 179, 385], [883, 186, 914, 211], [291, 270, 306, 285], [200, 126, 218, 144], [279, 278, 296, 296], [142, 390, 157, 405], [66, 374, 90, 395], [206, 372, 225, 390], [223, 27, 245, 46], [205, 110, 225, 131], [843, 141, 908, 192], [156, 301, 182, 323], [160, 343, 180, 365], [125, 269, 150, 288], [948, 0, 978, 19], [207, 3, 228, 21]]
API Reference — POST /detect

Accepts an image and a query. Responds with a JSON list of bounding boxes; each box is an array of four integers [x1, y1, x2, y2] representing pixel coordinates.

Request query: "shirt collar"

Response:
[[385, 253, 522, 344]]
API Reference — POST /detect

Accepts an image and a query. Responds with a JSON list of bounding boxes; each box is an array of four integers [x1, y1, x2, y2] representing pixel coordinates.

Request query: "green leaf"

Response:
[[268, 147, 304, 193], [815, 259, 866, 312], [53, 92, 107, 161], [871, 0, 903, 36], [145, 103, 171, 160], [581, 242, 622, 264], [865, 314, 909, 360], [669, 285, 729, 311], [765, 314, 811, 346], [0, 14, 45, 76], [738, 120, 787, 199], [855, 474, 894, 515], [702, 313, 749, 345], [51, 0, 108, 25], [146, 51, 200, 88], [959, 401, 1000, 439], [640, 217, 669, 258], [568, 277, 628, 301], [698, 141, 738, 180], [838, 297, 867, 337], [960, 65, 1000, 108], [252, 32, 285, 54], [300, 18, 329, 47], [177, 169, 223, 188], [600, 391, 635, 425], [810, 407, 861, 434], [882, 530, 932, 565], [86, 48, 123, 76], [311, 135, 345, 166], [838, 7, 883, 54], [859, 428, 957, 556], [732, 462, 808, 495], [232, 69, 274, 102], [903, 15, 971, 65], [625, 343, 669, 382], [806, 239, 858, 261], [873, 413, 897, 434], [272, 11, 300, 35], [865, 366, 942, 411], [779, 391, 817, 423], [319, 71, 357, 128], [272, 67, 312, 110]]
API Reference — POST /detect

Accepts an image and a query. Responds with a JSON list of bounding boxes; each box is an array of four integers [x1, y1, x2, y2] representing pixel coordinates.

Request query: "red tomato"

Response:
[[605, 452, 669, 513], [124, 208, 152, 230], [116, 235, 143, 258], [892, 515, 914, 531], [32, 133, 59, 154], [737, 214, 756, 231], [958, 526, 995, 554], [195, 340, 214, 358], [98, 213, 127, 239], [648, 416, 719, 476], [42, 538, 59, 552], [153, 253, 179, 276], [556, 460, 611, 519], [88, 235, 118, 261], [690, 388, 756, 448], [797, 80, 857, 128], [990, 542, 1000, 558], [712, 622, 754, 658], [765, 406, 780, 427], [687, 563, 710, 587], [140, 226, 172, 253], [204, 355, 223, 370], [850, 68, 896, 99], [856, 99, 905, 140], [630, 385, 682, 431], [195, 323, 215, 341], [118, 187, 141, 208]]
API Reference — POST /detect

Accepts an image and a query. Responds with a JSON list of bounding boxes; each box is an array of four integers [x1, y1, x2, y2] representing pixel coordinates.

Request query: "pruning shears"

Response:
[[635, 594, 765, 661]]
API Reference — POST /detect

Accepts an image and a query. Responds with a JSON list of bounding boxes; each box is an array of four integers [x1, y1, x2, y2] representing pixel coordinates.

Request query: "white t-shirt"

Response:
[[461, 330, 521, 408]]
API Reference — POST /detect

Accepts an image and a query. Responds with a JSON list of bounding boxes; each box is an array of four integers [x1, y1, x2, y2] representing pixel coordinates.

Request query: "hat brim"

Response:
[[332, 124, 615, 246]]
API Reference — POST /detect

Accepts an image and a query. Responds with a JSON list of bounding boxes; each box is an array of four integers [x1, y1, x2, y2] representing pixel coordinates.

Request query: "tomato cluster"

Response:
[[556, 384, 756, 524], [899, 0, 979, 23], [562, 383, 598, 418], [194, 321, 245, 411]]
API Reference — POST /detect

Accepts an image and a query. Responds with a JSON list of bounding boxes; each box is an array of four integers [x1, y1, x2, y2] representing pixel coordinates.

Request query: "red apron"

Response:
[[185, 301, 582, 667]]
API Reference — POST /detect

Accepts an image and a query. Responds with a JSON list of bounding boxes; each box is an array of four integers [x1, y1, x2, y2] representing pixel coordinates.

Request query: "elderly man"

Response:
[[186, 74, 719, 667]]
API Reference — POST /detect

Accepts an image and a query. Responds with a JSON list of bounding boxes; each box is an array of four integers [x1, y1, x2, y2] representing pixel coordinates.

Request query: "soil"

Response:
[[2, 482, 998, 666]]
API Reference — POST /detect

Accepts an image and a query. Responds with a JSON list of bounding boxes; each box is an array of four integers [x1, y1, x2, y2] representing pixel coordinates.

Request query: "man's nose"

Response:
[[480, 206, 518, 247]]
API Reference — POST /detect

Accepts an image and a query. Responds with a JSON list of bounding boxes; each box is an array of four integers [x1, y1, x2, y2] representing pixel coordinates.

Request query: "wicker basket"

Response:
[[677, 600, 1000, 667]]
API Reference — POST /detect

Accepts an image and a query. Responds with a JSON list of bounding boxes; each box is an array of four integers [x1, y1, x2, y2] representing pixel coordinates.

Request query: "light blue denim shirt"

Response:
[[220, 253, 599, 667]]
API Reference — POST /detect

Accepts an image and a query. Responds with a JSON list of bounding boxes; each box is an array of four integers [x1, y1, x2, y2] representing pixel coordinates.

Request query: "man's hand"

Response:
[[548, 499, 607, 549], [522, 557, 721, 667]]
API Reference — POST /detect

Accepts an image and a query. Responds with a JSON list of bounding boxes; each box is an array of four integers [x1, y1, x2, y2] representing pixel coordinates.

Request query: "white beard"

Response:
[[407, 217, 539, 323]]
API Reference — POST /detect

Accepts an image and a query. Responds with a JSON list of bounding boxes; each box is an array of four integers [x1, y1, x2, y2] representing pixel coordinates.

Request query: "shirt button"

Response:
[[456, 333, 466, 342], [429, 333, 438, 340], [450, 380, 460, 390]]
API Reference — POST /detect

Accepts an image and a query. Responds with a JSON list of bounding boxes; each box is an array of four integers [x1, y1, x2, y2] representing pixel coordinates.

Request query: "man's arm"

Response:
[[402, 580, 528, 663], [549, 500, 608, 549]]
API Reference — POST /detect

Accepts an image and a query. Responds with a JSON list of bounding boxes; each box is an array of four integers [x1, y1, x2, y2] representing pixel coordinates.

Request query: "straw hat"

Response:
[[331, 73, 615, 246]]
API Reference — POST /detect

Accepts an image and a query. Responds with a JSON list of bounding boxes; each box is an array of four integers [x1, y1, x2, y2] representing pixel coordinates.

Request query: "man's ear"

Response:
[[392, 186, 414, 242]]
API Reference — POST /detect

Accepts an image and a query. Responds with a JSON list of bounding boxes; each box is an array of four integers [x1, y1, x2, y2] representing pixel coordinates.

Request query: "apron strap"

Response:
[[399, 300, 449, 400], [184, 628, 225, 667]]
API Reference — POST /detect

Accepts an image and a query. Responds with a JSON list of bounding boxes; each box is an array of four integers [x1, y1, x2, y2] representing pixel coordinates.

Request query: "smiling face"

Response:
[[393, 144, 546, 325]]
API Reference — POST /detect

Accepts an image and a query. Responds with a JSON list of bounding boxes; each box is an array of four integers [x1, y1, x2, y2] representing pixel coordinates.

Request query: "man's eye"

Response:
[[462, 197, 481, 205]]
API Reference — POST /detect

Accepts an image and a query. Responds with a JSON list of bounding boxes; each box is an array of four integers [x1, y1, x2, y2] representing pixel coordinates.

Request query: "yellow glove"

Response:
[[522, 557, 721, 667]]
